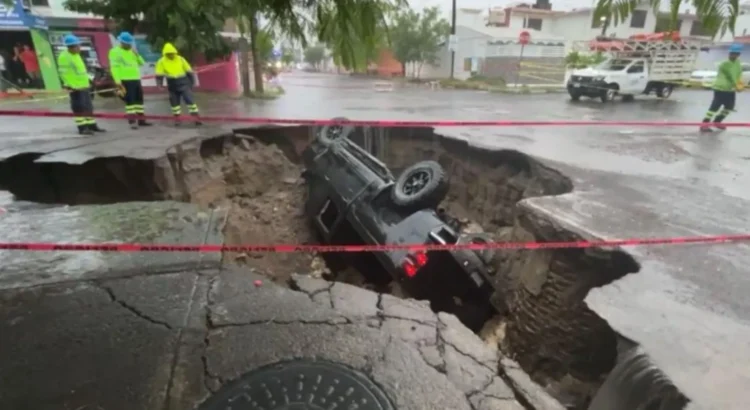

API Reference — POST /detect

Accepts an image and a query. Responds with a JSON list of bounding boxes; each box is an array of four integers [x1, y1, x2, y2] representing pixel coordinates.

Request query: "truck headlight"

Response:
[[594, 76, 605, 82]]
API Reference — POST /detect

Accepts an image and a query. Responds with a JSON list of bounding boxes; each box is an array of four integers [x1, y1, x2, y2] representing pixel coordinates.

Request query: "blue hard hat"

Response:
[[729, 43, 743, 53], [63, 34, 81, 47], [117, 31, 135, 45]]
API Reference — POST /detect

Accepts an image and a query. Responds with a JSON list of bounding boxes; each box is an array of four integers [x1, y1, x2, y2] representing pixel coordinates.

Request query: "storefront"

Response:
[[46, 17, 112, 68], [0, 0, 60, 91]]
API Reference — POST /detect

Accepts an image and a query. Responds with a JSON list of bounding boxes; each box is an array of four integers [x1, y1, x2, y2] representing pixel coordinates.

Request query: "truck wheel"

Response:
[[621, 95, 635, 102], [318, 117, 355, 145], [392, 160, 449, 209], [601, 85, 618, 103], [656, 85, 673, 99], [568, 91, 581, 101]]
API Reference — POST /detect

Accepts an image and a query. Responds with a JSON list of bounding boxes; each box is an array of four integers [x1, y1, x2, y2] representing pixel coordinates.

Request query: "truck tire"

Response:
[[318, 117, 355, 145], [568, 90, 581, 101], [656, 85, 673, 99], [391, 160, 449, 209], [601, 85, 618, 103]]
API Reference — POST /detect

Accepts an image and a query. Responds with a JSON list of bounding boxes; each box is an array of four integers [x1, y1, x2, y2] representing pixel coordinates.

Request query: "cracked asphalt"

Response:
[[0, 204, 562, 410]]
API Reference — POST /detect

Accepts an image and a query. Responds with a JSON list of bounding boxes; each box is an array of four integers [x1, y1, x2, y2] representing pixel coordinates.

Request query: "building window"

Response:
[[31, 0, 49, 5], [524, 17, 543, 30], [655, 17, 682, 32], [630, 10, 647, 28], [463, 58, 472, 72], [690, 20, 712, 36]]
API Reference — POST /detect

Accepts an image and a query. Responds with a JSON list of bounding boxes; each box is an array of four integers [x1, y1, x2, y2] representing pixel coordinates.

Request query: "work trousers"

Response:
[[69, 89, 97, 132], [168, 86, 199, 117], [121, 79, 145, 124], [702, 90, 736, 124]]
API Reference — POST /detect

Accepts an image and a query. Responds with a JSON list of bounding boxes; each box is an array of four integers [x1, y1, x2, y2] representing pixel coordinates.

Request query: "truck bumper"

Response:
[[567, 80, 608, 97]]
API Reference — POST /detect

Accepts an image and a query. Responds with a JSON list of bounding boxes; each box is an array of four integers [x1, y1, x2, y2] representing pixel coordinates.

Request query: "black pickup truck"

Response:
[[301, 118, 496, 330]]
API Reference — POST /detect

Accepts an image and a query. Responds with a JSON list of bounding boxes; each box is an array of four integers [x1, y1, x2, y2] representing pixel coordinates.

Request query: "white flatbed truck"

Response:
[[566, 38, 703, 102]]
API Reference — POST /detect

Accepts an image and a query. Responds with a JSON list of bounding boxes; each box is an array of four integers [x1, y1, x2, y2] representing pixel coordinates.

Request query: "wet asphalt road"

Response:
[[1, 73, 750, 409]]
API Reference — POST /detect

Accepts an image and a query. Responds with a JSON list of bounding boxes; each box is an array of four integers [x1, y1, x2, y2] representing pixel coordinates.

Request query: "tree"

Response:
[[594, 0, 739, 39], [304, 45, 326, 69], [256, 27, 276, 65], [390, 6, 450, 78], [64, 0, 405, 95], [64, 0, 231, 60], [318, 4, 392, 71], [281, 48, 295, 65]]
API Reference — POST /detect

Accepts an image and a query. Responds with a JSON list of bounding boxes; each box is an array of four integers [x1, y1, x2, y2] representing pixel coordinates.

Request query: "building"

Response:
[[416, 1, 717, 83], [30, 0, 114, 70]]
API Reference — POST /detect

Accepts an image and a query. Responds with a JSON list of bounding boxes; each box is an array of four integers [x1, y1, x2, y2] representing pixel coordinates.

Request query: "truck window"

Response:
[[318, 199, 339, 232], [597, 59, 632, 71], [627, 62, 644, 73]]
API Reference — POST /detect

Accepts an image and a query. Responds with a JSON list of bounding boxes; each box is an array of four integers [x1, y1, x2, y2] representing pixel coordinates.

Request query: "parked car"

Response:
[[301, 118, 497, 330], [689, 62, 750, 88]]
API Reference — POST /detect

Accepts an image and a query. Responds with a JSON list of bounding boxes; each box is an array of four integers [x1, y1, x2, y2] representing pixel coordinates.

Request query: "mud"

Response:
[[0, 125, 687, 410]]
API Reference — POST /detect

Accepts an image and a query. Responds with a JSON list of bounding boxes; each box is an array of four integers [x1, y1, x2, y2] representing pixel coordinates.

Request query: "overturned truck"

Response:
[[300, 119, 692, 410]]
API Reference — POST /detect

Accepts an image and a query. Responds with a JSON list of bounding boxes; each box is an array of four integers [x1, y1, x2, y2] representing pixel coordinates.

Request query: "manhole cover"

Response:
[[197, 360, 395, 410]]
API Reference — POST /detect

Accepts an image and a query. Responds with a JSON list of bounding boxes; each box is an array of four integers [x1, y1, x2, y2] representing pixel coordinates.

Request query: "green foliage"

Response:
[[64, 0, 231, 60], [304, 45, 326, 67], [1, 0, 13, 7], [390, 6, 451, 74], [62, 0, 403, 64], [593, 0, 739, 39], [256, 27, 275, 64], [281, 48, 295, 65], [565, 51, 607, 68]]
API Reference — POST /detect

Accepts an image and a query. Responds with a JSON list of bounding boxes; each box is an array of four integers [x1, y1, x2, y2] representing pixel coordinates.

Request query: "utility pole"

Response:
[[449, 0, 456, 79]]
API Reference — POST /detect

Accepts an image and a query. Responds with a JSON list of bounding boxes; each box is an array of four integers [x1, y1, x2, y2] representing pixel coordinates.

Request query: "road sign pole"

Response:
[[516, 31, 530, 88]]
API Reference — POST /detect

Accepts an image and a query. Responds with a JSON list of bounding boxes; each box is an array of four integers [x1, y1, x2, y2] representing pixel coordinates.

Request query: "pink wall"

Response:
[[193, 53, 239, 92], [74, 31, 113, 67]]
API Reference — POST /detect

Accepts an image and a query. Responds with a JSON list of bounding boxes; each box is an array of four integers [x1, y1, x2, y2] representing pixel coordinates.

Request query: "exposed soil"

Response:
[[185, 137, 316, 284]]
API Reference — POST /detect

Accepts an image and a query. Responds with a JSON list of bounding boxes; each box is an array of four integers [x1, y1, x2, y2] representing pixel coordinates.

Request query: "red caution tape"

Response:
[[1, 109, 750, 128], [0, 233, 748, 253]]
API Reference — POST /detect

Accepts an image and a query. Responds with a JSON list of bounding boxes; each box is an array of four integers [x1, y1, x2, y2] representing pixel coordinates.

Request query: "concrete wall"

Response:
[[483, 56, 565, 85]]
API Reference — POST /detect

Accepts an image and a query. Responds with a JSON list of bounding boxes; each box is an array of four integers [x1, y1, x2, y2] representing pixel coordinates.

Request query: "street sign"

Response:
[[448, 34, 458, 52], [519, 30, 531, 45]]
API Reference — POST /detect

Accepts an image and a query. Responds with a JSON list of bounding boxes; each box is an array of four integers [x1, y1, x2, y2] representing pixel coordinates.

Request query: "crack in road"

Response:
[[99, 285, 174, 330]]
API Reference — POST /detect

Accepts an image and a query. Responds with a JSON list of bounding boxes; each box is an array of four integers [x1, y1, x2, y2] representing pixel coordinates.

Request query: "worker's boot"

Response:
[[173, 115, 181, 127], [191, 112, 202, 126], [128, 114, 138, 130], [78, 126, 94, 136], [137, 114, 153, 127], [89, 123, 107, 133], [713, 115, 727, 130]]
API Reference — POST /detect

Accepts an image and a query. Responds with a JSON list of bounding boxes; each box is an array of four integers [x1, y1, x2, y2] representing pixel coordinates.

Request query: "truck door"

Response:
[[625, 61, 648, 93]]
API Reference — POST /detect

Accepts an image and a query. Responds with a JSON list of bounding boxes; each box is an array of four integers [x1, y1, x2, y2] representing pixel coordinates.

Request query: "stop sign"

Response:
[[519, 30, 531, 45]]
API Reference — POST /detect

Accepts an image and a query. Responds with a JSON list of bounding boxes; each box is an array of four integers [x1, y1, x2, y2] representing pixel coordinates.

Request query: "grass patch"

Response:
[[439, 75, 507, 91]]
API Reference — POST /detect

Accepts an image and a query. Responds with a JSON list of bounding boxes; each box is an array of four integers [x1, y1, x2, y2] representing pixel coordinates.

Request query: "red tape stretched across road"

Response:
[[1, 109, 750, 127], [0, 233, 749, 253]]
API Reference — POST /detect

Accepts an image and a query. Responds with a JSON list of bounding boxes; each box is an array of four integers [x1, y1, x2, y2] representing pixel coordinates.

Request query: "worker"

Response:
[[700, 43, 743, 132], [57, 34, 106, 135], [109, 31, 152, 129], [154, 43, 202, 126]]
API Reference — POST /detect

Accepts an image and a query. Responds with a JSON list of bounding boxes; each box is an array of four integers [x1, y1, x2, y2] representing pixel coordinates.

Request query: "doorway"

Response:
[[0, 30, 42, 89]]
